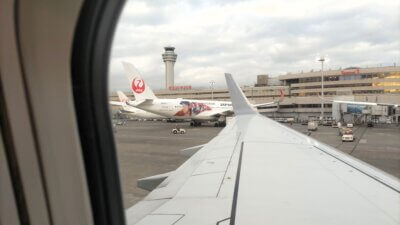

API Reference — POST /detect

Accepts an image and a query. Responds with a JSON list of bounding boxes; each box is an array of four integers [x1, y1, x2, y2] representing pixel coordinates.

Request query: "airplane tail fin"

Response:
[[224, 73, 257, 116], [122, 62, 157, 100], [117, 91, 130, 103], [116, 91, 135, 112]]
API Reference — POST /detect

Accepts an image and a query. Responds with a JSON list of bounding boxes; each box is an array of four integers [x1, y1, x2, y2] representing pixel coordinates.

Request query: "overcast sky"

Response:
[[109, 0, 400, 91]]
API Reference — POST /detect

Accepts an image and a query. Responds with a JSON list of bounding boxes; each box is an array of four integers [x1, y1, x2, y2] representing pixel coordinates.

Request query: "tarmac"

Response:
[[114, 119, 400, 208]]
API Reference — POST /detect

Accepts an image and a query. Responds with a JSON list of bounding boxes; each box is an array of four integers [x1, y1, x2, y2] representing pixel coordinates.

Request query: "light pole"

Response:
[[318, 57, 325, 120], [209, 81, 215, 100]]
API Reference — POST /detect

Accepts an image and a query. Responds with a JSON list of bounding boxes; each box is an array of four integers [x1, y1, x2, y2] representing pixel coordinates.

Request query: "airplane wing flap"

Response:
[[175, 172, 226, 198], [143, 198, 232, 225], [128, 171, 236, 224], [192, 157, 231, 175], [126, 126, 241, 224], [126, 199, 169, 225], [143, 132, 239, 198], [159, 133, 240, 198], [180, 144, 205, 157], [137, 172, 173, 191], [205, 145, 238, 159]]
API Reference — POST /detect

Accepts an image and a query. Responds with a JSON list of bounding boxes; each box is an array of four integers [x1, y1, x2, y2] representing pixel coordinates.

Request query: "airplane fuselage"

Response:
[[120, 106, 166, 119], [135, 98, 233, 121]]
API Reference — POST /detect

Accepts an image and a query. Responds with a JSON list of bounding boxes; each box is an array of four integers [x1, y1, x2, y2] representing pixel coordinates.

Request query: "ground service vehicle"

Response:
[[339, 127, 353, 136], [342, 131, 354, 142], [172, 128, 186, 134], [308, 121, 318, 131], [285, 118, 295, 123]]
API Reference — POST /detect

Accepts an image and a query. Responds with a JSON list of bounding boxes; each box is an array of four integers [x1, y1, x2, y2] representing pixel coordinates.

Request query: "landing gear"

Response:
[[215, 115, 227, 127], [190, 121, 202, 127], [214, 121, 226, 127]]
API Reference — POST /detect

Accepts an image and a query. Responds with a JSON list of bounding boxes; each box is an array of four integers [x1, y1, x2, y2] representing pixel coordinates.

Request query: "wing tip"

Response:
[[224, 73, 257, 116]]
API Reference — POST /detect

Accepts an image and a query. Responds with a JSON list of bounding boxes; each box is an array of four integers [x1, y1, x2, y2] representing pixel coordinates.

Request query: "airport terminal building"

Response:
[[276, 65, 400, 122], [111, 65, 400, 123]]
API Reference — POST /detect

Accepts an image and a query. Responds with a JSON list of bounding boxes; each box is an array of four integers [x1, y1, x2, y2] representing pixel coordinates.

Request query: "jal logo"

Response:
[[131, 78, 145, 94]]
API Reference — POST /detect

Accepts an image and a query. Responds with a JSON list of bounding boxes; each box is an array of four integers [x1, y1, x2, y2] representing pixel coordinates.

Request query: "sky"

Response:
[[108, 0, 400, 91]]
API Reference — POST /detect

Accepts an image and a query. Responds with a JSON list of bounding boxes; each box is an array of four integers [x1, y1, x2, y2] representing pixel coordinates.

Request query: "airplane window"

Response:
[[108, 0, 400, 224]]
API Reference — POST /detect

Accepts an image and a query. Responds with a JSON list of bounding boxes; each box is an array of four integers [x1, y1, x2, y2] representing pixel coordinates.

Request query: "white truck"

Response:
[[340, 128, 354, 142], [307, 121, 318, 131], [342, 133, 354, 142]]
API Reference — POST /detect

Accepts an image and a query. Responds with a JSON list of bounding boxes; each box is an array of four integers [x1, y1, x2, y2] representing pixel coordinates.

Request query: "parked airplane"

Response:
[[126, 73, 400, 225], [122, 62, 283, 126], [110, 91, 166, 120]]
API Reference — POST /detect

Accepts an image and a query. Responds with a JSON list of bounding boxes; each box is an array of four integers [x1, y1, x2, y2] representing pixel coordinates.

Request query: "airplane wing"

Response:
[[109, 100, 136, 113], [126, 99, 154, 107], [199, 108, 234, 117], [110, 100, 125, 106], [110, 91, 133, 107], [125, 74, 400, 225]]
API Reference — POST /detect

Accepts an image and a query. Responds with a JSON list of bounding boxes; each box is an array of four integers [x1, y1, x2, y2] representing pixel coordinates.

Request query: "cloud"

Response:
[[109, 0, 400, 91]]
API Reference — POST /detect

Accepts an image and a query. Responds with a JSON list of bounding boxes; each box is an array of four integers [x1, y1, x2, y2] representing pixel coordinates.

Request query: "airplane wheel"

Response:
[[193, 121, 201, 127]]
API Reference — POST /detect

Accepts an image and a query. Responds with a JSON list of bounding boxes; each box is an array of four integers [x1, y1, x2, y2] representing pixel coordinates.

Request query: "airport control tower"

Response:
[[162, 46, 177, 89]]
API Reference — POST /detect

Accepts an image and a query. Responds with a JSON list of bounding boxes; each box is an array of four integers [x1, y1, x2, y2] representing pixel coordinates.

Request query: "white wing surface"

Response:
[[125, 74, 400, 225], [109, 101, 125, 106]]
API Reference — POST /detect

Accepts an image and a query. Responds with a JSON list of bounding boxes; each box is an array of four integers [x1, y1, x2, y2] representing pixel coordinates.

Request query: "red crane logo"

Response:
[[131, 78, 145, 94]]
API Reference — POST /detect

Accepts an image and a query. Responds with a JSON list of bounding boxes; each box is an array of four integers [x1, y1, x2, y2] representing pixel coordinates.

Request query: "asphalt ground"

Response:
[[113, 120, 400, 209], [114, 120, 222, 208]]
